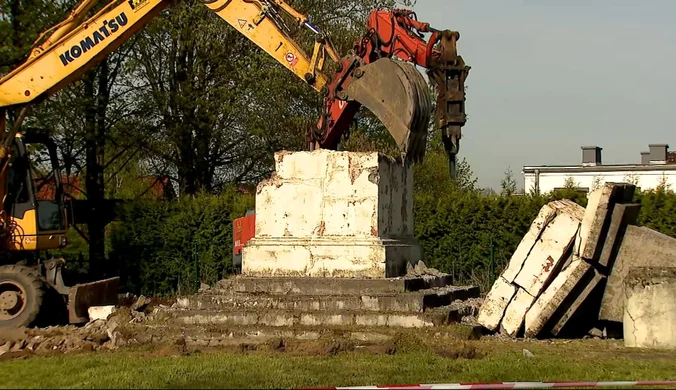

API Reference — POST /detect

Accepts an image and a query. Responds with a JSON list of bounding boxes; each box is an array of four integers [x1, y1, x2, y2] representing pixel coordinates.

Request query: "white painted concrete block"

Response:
[[501, 203, 557, 283], [88, 305, 116, 321], [501, 200, 583, 283], [501, 288, 536, 337], [574, 183, 614, 260], [513, 210, 581, 297], [242, 149, 421, 278], [524, 257, 591, 338], [479, 199, 584, 335], [477, 277, 518, 331]]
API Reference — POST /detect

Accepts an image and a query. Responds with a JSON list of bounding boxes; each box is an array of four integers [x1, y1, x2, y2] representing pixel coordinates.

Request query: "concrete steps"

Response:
[[172, 307, 461, 328], [173, 285, 479, 313], [165, 275, 480, 332], [217, 275, 455, 295]]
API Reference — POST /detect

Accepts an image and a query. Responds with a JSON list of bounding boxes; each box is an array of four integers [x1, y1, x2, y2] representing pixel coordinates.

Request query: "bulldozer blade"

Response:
[[344, 58, 432, 163], [67, 277, 120, 324]]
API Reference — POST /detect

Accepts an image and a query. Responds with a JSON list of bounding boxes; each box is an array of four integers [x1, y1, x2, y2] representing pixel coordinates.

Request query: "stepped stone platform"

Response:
[[165, 275, 481, 335]]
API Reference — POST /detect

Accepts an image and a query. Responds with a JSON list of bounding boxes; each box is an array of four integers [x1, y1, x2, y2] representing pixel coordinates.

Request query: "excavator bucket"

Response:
[[344, 58, 432, 163], [67, 277, 120, 323]]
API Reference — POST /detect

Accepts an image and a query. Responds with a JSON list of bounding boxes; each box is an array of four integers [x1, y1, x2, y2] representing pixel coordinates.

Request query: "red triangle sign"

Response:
[[238, 19, 246, 28]]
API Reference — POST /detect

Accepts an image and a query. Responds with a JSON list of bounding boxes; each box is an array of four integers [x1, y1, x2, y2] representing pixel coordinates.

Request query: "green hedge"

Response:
[[99, 183, 676, 295], [107, 188, 254, 296]]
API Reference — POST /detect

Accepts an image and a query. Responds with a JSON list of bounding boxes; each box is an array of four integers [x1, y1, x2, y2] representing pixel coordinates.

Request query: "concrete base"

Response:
[[242, 150, 421, 278], [624, 267, 676, 349], [242, 237, 420, 278]]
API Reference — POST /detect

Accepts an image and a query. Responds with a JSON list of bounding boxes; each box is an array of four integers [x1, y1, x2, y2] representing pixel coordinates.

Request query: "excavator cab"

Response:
[[3, 132, 68, 252], [0, 131, 119, 328]]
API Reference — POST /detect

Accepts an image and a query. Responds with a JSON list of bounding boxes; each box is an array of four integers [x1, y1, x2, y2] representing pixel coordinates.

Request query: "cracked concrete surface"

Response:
[[623, 267, 676, 349], [242, 149, 421, 278]]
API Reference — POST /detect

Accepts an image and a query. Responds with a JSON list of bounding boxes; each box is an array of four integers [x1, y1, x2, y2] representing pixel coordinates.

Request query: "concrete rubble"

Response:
[[478, 182, 676, 340], [0, 296, 158, 357]]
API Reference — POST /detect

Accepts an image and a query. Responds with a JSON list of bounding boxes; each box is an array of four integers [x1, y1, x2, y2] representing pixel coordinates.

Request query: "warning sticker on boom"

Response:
[[284, 51, 299, 67]]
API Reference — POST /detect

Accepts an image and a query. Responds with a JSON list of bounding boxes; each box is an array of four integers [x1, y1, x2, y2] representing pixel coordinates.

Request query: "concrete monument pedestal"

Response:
[[241, 149, 422, 278]]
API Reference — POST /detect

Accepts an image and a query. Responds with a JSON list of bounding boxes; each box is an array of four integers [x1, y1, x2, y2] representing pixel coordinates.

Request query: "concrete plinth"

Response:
[[242, 150, 421, 278], [624, 267, 676, 349]]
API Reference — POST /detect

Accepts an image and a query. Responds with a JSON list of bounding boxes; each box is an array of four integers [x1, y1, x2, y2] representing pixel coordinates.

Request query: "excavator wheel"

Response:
[[343, 57, 432, 163], [0, 265, 45, 328]]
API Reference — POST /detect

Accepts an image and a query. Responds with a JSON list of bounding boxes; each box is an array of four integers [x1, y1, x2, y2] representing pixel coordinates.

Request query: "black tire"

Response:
[[0, 265, 45, 328]]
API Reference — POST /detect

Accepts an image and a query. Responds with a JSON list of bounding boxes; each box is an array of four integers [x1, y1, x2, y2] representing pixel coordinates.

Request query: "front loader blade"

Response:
[[344, 58, 432, 163], [67, 277, 120, 324]]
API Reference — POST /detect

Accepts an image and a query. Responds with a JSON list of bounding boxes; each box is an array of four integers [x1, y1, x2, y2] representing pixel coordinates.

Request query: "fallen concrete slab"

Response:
[[477, 277, 517, 332], [521, 184, 632, 338], [550, 268, 605, 336], [477, 200, 584, 333], [478, 200, 584, 334], [576, 183, 634, 262], [599, 225, 676, 323], [597, 203, 641, 270], [513, 207, 581, 297], [502, 200, 583, 283], [524, 257, 593, 338], [500, 288, 535, 337]]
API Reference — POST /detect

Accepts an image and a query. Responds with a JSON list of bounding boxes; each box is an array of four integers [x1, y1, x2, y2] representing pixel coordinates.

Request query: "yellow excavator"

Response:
[[0, 0, 468, 328]]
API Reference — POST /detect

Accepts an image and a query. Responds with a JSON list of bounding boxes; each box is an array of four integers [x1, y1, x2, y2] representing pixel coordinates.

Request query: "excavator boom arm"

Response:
[[0, 0, 331, 110]]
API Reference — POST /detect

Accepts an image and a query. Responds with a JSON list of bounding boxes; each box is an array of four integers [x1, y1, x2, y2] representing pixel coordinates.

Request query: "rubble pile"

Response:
[[0, 296, 160, 357], [477, 182, 676, 339]]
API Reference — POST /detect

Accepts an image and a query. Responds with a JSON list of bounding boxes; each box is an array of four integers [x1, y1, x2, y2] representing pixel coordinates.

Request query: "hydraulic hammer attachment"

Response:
[[342, 58, 432, 163]]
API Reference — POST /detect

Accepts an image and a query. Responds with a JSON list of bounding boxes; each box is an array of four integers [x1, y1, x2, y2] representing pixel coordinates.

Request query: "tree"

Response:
[[500, 167, 517, 196]]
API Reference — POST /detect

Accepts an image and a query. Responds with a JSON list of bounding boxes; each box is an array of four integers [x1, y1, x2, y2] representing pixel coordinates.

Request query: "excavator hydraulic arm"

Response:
[[310, 9, 470, 176]]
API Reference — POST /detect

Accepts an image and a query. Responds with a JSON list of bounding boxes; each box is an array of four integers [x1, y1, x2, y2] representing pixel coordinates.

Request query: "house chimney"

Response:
[[641, 151, 651, 165], [648, 144, 669, 164], [582, 146, 602, 166]]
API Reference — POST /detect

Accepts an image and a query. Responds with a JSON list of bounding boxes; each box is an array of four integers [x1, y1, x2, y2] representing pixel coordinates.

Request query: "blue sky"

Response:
[[412, 0, 676, 189]]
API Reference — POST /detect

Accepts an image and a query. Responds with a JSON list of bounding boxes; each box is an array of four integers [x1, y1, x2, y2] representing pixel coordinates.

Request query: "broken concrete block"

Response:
[[524, 257, 592, 338], [548, 201, 640, 336], [477, 277, 517, 332], [599, 226, 676, 322], [624, 267, 676, 349], [550, 268, 606, 336], [502, 200, 582, 283], [88, 305, 117, 322], [513, 209, 581, 297], [478, 200, 583, 335], [500, 288, 536, 337], [500, 203, 558, 283], [575, 183, 635, 262], [597, 203, 641, 270], [242, 150, 421, 278]]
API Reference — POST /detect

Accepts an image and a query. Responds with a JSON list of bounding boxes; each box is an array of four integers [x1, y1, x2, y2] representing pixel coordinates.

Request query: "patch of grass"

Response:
[[0, 339, 675, 389]]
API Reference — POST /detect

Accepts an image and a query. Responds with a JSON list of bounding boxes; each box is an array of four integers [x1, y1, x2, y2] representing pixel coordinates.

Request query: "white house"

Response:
[[522, 144, 676, 194]]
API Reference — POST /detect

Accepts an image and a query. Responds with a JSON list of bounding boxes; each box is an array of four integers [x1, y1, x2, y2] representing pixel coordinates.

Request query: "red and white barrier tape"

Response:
[[300, 380, 676, 389]]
